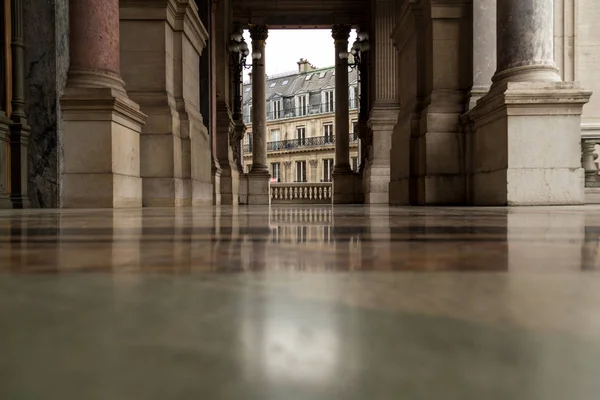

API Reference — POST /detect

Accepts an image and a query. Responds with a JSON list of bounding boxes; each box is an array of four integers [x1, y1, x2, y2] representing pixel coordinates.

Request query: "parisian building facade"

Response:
[[242, 60, 360, 184]]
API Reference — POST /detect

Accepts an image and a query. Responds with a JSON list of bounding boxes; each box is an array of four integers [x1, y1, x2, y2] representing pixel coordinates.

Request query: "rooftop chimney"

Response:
[[297, 58, 317, 73]]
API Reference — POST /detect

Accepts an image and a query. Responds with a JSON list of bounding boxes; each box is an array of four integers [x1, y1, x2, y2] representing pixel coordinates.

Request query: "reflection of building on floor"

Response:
[[243, 60, 360, 183]]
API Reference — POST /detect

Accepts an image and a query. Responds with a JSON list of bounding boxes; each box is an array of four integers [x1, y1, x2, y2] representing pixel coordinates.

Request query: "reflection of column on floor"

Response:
[[209, 206, 244, 272], [8, 215, 58, 272], [247, 212, 270, 271], [582, 217, 600, 270], [508, 211, 583, 271]]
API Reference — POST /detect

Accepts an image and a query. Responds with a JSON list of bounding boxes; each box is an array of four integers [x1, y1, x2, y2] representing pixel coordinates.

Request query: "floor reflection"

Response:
[[1, 205, 600, 272]]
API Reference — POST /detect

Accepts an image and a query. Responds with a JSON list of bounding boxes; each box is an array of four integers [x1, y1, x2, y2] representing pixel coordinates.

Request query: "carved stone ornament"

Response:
[[331, 24, 351, 41], [283, 161, 292, 169], [309, 159, 319, 168], [249, 25, 269, 41]]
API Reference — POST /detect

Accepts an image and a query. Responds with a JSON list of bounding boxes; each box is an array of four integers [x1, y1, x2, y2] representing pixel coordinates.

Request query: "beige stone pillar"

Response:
[[467, 0, 591, 205], [365, 0, 401, 204], [247, 25, 271, 205], [61, 0, 147, 208], [120, 0, 209, 207]]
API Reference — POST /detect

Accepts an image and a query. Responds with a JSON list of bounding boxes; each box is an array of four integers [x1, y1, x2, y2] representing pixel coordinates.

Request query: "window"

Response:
[[247, 133, 253, 152], [271, 162, 281, 182], [282, 79, 289, 85], [269, 82, 277, 88], [350, 86, 357, 109], [351, 120, 358, 140], [305, 74, 313, 81], [296, 161, 307, 182], [270, 129, 281, 142], [246, 164, 252, 173], [352, 157, 358, 172], [319, 72, 326, 79], [296, 126, 306, 146], [323, 158, 334, 182], [245, 87, 251, 92], [296, 94, 308, 116], [322, 90, 334, 113], [271, 99, 282, 119], [323, 123, 333, 143]]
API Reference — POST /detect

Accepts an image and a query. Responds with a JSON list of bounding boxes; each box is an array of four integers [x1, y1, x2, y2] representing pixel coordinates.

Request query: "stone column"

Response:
[[8, 0, 30, 208], [332, 24, 357, 204], [60, 0, 147, 208], [467, 0, 591, 205], [247, 25, 270, 205], [365, 0, 401, 204], [469, 0, 497, 108], [492, 0, 560, 85], [332, 25, 352, 174]]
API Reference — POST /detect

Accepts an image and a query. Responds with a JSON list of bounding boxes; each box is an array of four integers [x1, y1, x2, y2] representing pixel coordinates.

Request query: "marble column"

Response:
[[332, 25, 352, 174], [246, 25, 270, 205], [467, 0, 591, 205], [492, 0, 560, 85], [0, 4, 12, 208], [469, 0, 497, 108], [9, 0, 30, 208], [60, 0, 146, 208]]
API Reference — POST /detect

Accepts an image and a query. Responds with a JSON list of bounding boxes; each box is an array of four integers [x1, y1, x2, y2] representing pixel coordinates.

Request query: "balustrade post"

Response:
[[582, 139, 600, 187]]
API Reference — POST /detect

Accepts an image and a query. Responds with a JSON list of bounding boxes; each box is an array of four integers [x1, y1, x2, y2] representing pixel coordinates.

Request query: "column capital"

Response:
[[249, 25, 268, 42], [332, 24, 351, 42]]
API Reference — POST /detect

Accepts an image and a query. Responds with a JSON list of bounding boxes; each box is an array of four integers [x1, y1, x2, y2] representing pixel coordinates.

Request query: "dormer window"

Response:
[[322, 90, 334, 113], [296, 94, 309, 116]]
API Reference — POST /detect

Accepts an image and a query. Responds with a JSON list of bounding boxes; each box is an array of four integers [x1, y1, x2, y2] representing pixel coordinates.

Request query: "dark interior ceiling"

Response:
[[231, 0, 371, 28]]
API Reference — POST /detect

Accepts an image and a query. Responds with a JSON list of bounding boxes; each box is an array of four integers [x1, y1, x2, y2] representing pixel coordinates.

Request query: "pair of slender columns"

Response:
[[247, 24, 353, 176]]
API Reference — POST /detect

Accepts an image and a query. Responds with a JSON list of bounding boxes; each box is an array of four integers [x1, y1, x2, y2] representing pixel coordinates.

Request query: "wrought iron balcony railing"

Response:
[[243, 134, 359, 154]]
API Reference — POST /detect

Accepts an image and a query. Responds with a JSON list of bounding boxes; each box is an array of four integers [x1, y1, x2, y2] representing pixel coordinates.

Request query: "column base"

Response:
[[60, 87, 147, 208], [363, 163, 390, 204], [467, 81, 591, 205], [333, 172, 362, 204], [212, 160, 222, 206], [246, 172, 271, 205], [219, 163, 240, 206]]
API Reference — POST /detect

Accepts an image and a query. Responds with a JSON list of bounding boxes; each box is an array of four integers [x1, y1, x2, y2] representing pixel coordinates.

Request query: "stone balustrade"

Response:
[[582, 137, 600, 188], [270, 183, 333, 204]]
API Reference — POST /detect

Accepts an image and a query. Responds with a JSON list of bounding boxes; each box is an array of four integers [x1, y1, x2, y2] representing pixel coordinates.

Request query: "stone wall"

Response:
[[23, 0, 69, 208]]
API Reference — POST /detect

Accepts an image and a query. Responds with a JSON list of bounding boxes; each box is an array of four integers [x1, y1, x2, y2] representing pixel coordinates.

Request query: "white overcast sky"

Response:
[[242, 29, 357, 81]]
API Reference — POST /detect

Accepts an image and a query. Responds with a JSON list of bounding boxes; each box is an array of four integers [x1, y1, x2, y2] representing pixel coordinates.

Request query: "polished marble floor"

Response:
[[1, 205, 600, 399]]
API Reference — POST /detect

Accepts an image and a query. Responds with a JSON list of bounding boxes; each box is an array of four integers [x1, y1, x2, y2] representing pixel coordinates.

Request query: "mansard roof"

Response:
[[242, 65, 358, 105]]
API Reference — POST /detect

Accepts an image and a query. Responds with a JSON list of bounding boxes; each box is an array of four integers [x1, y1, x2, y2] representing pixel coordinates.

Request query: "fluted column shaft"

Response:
[[493, 0, 560, 85], [67, 0, 124, 90], [332, 25, 352, 173], [249, 25, 269, 174]]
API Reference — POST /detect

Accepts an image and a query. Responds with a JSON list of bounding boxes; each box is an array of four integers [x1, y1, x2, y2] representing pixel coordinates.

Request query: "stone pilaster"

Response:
[[216, 100, 239, 205], [467, 0, 591, 205], [247, 24, 270, 205], [60, 0, 147, 208], [9, 0, 30, 208], [120, 0, 209, 207], [414, 0, 471, 205], [365, 0, 400, 204], [0, 4, 12, 208], [468, 0, 496, 109]]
